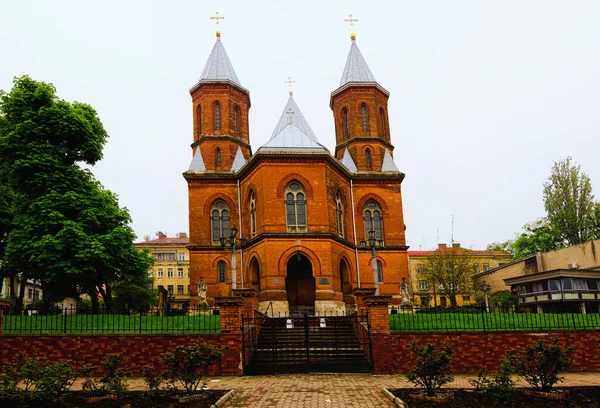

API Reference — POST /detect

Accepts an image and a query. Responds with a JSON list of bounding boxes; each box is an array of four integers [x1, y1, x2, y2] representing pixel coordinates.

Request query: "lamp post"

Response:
[[220, 227, 246, 290], [360, 230, 385, 295], [480, 281, 491, 313]]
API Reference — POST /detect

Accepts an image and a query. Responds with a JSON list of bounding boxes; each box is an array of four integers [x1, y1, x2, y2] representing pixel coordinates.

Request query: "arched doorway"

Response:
[[249, 258, 260, 294], [286, 253, 315, 312], [340, 258, 352, 296]]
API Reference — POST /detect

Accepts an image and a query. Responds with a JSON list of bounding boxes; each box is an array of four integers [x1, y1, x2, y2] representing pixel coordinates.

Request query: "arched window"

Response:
[[379, 108, 386, 137], [196, 105, 202, 135], [375, 260, 383, 283], [342, 108, 349, 138], [285, 181, 307, 232], [364, 200, 383, 240], [214, 101, 221, 131], [211, 199, 230, 243], [217, 260, 226, 283], [250, 191, 257, 237], [361, 104, 369, 132], [234, 106, 240, 134], [215, 148, 221, 168], [365, 148, 372, 169], [336, 192, 344, 238]]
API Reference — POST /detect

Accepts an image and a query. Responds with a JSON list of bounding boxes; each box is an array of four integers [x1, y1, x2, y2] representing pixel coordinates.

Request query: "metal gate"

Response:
[[242, 312, 372, 375]]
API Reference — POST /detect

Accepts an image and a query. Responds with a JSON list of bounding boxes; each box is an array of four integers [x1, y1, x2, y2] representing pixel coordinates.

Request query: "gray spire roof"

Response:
[[260, 95, 328, 152], [340, 148, 358, 172], [339, 38, 377, 87], [199, 35, 241, 86], [381, 149, 399, 172], [188, 147, 206, 171], [231, 146, 246, 172]]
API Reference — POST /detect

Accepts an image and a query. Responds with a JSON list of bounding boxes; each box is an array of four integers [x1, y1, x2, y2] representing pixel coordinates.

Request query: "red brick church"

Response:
[[184, 32, 409, 314]]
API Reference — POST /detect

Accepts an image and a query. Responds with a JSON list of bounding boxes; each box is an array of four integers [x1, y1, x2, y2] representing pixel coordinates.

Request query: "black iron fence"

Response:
[[1, 306, 221, 334], [390, 306, 600, 332]]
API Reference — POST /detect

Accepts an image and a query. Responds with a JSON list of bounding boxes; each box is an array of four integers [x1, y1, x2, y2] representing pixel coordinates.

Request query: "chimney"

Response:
[[177, 232, 188, 239], [438, 243, 447, 249], [452, 242, 460, 249], [156, 231, 166, 239]]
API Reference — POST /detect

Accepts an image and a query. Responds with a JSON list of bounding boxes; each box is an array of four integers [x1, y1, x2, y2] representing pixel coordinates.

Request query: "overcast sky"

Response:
[[1, 1, 599, 250]]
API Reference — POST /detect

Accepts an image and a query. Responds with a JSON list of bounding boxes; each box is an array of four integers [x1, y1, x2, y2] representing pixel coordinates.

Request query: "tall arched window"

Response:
[[217, 260, 226, 283], [215, 148, 221, 168], [196, 105, 202, 135], [364, 200, 383, 240], [250, 191, 257, 237], [336, 192, 344, 238], [211, 199, 230, 243], [376, 260, 383, 283], [342, 108, 349, 138], [361, 104, 369, 132], [379, 108, 386, 137], [233, 106, 240, 134], [214, 101, 221, 131], [365, 148, 372, 169], [285, 181, 307, 232]]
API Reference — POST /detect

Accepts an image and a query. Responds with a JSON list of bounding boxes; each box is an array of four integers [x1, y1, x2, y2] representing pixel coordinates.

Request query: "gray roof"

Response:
[[381, 149, 399, 172], [260, 95, 328, 152], [231, 146, 246, 172], [339, 38, 377, 87], [340, 148, 357, 172], [188, 147, 206, 171], [199, 35, 241, 86]]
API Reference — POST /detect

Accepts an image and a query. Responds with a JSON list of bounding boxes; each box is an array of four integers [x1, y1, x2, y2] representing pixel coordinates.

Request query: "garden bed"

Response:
[[0, 390, 229, 408], [388, 387, 600, 407]]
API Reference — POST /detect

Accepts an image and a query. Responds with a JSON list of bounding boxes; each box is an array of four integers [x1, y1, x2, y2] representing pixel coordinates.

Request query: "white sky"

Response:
[[1, 1, 599, 250]]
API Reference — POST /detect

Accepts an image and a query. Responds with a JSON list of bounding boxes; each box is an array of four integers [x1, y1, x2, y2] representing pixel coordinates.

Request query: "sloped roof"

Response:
[[339, 37, 377, 87], [199, 34, 241, 86], [381, 149, 399, 172], [231, 146, 246, 172], [134, 237, 189, 247], [188, 147, 206, 171], [408, 249, 513, 257], [340, 148, 358, 172]]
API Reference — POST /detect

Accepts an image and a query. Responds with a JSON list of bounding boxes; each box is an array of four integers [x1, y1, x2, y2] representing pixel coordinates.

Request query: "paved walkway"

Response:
[[110, 372, 600, 407]]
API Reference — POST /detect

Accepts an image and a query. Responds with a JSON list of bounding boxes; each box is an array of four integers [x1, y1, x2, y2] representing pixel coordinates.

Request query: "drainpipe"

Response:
[[350, 179, 360, 287], [237, 179, 244, 288]]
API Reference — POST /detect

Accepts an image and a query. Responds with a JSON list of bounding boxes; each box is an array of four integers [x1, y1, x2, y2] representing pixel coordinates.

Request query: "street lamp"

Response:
[[220, 227, 246, 290], [360, 230, 385, 295], [480, 281, 491, 313]]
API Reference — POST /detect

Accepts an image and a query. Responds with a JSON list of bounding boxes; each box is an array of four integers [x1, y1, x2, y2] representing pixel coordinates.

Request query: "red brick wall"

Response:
[[390, 331, 600, 373], [0, 335, 235, 376]]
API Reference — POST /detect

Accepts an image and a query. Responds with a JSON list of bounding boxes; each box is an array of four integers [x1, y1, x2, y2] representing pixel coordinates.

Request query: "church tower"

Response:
[[188, 31, 251, 172], [330, 34, 395, 172]]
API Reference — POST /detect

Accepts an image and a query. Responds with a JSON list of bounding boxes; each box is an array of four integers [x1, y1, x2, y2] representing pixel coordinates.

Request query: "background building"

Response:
[[133, 232, 191, 309], [409, 243, 512, 307]]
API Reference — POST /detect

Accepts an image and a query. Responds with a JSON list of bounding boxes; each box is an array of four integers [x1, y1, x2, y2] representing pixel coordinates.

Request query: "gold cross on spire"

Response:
[[344, 13, 359, 40], [210, 11, 224, 36], [284, 77, 296, 96]]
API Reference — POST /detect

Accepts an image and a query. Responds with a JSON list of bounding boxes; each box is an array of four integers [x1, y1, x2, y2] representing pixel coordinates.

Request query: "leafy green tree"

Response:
[[422, 246, 475, 307], [486, 240, 515, 255], [544, 157, 600, 246], [0, 76, 154, 312], [512, 219, 562, 259]]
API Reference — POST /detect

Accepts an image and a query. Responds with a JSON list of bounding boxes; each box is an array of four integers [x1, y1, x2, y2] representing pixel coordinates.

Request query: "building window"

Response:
[[153, 252, 176, 261], [342, 108, 349, 138], [336, 192, 344, 238], [363, 199, 383, 240], [285, 181, 307, 232], [27, 288, 33, 299], [196, 105, 201, 135], [365, 148, 372, 169], [463, 295, 471, 302], [187, 285, 190, 294], [234, 106, 240, 134], [177, 268, 184, 278], [177, 285, 184, 295], [215, 148, 221, 167], [33, 290, 40, 300], [157, 268, 164, 278], [214, 101, 221, 131], [250, 191, 257, 237], [418, 280, 428, 291], [361, 104, 369, 132], [167, 268, 174, 278], [211, 199, 231, 243], [178, 252, 185, 261], [148, 269, 153, 278], [379, 108, 386, 137], [420, 296, 430, 307], [167, 285, 174, 296], [483, 263, 489, 272], [473, 264, 480, 273], [217, 261, 226, 283], [376, 260, 383, 283], [416, 264, 424, 273]]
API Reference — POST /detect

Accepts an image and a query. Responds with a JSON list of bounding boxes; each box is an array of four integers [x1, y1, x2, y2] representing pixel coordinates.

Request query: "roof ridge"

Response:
[[339, 38, 377, 87], [199, 35, 241, 86]]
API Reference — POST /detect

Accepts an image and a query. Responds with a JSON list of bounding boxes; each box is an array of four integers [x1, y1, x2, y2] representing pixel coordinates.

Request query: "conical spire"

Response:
[[339, 35, 377, 87], [261, 95, 327, 151], [188, 147, 206, 171], [199, 33, 241, 86], [381, 149, 399, 172]]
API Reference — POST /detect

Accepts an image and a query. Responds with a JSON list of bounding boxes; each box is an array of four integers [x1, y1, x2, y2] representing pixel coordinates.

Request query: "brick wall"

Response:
[[390, 331, 600, 373], [0, 334, 232, 376]]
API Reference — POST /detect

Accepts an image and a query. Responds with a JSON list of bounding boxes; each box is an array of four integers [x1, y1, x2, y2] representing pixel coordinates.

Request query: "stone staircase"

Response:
[[244, 315, 371, 375]]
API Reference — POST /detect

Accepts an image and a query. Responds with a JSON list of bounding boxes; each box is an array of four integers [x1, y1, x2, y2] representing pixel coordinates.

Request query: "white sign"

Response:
[[320, 318, 326, 328], [286, 319, 294, 329]]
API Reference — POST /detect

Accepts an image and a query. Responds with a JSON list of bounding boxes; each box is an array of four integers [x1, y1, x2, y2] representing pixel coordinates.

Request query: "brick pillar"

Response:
[[232, 288, 257, 319], [215, 296, 244, 375], [364, 295, 394, 374], [353, 288, 376, 314]]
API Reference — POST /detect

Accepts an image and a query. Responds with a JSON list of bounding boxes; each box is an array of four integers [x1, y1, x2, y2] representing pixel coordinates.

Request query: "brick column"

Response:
[[232, 288, 257, 319], [215, 296, 244, 375], [353, 288, 376, 314], [364, 295, 394, 374]]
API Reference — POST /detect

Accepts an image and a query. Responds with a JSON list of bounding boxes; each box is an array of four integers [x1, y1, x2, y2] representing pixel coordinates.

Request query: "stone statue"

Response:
[[400, 277, 412, 306], [198, 278, 209, 308]]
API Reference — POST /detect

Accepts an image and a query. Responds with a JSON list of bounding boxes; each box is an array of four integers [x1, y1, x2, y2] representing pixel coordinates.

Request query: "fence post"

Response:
[[63, 308, 68, 334], [571, 313, 576, 330], [215, 296, 244, 375], [232, 288, 257, 319], [353, 288, 376, 315], [481, 307, 486, 333], [364, 295, 394, 374]]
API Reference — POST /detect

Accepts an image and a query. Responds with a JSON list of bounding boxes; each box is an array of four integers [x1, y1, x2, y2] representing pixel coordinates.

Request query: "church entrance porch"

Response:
[[285, 253, 315, 314]]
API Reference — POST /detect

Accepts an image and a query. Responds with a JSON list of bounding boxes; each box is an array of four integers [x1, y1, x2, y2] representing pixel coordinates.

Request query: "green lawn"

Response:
[[390, 311, 600, 332], [1, 313, 220, 334]]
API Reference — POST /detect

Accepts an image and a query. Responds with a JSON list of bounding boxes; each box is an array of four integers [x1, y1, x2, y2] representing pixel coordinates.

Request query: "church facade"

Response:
[[184, 32, 409, 314]]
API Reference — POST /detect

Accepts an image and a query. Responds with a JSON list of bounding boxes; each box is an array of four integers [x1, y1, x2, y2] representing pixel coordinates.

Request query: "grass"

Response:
[[1, 313, 220, 334], [390, 311, 600, 332]]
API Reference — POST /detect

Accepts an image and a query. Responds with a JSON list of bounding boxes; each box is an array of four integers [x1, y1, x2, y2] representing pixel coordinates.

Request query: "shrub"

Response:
[[406, 342, 453, 396], [468, 366, 490, 391], [484, 357, 516, 405], [81, 353, 131, 395], [505, 337, 572, 392], [161, 342, 223, 394]]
